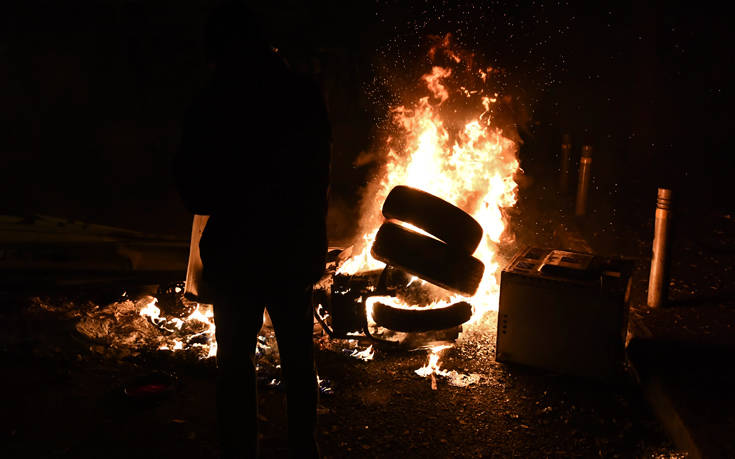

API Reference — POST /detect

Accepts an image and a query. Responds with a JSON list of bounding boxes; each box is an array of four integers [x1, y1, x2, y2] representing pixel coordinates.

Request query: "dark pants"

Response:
[[213, 282, 319, 458]]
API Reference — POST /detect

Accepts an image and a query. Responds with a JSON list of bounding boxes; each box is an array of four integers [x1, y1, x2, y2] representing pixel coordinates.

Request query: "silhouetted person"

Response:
[[173, 2, 330, 457]]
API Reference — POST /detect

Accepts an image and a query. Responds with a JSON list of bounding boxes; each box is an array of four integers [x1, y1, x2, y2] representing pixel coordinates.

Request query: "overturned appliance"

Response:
[[496, 247, 633, 380], [315, 186, 483, 341]]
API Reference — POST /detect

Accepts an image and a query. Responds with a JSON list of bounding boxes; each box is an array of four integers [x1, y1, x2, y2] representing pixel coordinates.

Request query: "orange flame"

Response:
[[415, 344, 482, 389], [422, 66, 452, 103], [339, 37, 519, 327], [139, 296, 217, 358]]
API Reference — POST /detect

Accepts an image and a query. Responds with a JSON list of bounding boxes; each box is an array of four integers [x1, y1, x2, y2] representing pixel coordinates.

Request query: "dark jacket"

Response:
[[173, 56, 331, 288]]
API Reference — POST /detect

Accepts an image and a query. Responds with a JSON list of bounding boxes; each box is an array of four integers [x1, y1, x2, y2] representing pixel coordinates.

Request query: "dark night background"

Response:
[[2, 3, 735, 458], [1, 0, 732, 241]]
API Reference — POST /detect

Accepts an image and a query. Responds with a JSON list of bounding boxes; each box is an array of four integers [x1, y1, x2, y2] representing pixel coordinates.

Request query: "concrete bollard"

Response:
[[560, 134, 572, 193], [648, 188, 672, 307], [575, 145, 592, 216]]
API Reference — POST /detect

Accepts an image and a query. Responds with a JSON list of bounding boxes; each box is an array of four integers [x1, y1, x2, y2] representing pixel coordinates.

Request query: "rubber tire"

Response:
[[382, 185, 483, 254], [371, 221, 485, 296], [371, 301, 473, 332]]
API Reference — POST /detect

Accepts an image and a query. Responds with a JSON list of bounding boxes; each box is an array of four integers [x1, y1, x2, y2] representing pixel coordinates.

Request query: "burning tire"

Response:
[[371, 221, 484, 296], [382, 185, 483, 254], [371, 300, 473, 332]]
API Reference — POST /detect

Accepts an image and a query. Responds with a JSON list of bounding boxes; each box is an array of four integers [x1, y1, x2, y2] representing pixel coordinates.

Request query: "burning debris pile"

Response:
[[335, 34, 519, 321], [315, 34, 520, 387], [74, 283, 217, 360], [315, 185, 485, 339]]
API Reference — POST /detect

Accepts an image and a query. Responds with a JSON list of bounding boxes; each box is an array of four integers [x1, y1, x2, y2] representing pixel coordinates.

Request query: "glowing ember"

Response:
[[338, 34, 519, 327], [415, 344, 452, 377], [138, 296, 217, 359], [139, 297, 163, 325]]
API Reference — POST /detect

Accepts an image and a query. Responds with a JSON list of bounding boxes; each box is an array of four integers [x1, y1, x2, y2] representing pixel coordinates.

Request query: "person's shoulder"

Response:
[[281, 69, 316, 94]]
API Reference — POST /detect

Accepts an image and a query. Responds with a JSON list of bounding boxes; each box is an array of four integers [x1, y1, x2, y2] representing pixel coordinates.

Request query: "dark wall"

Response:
[[533, 2, 733, 213], [2, 1, 210, 237], [1, 1, 731, 240], [1, 0, 381, 240]]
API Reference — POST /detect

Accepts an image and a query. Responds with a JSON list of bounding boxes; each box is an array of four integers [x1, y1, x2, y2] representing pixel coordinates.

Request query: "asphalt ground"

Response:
[[537, 170, 735, 459], [0, 290, 681, 459], [4, 171, 733, 458], [0, 181, 690, 459]]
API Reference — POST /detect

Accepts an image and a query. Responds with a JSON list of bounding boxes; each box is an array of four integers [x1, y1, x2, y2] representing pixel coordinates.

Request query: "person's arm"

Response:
[[295, 77, 331, 224], [298, 77, 332, 280]]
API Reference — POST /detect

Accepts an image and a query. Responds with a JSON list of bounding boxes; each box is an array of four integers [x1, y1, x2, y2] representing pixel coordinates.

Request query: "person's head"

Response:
[[203, 0, 271, 69]]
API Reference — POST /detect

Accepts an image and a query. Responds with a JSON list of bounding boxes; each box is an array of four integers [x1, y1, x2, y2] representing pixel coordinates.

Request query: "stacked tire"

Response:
[[369, 186, 485, 331]]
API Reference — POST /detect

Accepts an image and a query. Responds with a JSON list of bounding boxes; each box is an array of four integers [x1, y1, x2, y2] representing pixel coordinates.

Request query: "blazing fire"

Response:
[[88, 36, 518, 384], [139, 296, 217, 358], [339, 35, 520, 326]]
